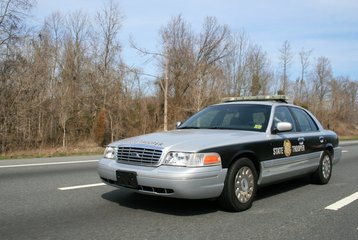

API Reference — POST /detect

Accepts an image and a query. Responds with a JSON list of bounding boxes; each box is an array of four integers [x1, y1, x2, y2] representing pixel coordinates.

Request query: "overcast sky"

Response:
[[31, 0, 358, 80]]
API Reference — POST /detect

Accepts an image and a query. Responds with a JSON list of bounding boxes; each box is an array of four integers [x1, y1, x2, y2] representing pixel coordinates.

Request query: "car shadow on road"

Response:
[[256, 176, 311, 200], [102, 189, 219, 216], [101, 176, 312, 215]]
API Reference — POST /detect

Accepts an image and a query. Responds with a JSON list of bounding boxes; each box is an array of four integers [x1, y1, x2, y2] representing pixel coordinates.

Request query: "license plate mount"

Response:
[[116, 170, 138, 189]]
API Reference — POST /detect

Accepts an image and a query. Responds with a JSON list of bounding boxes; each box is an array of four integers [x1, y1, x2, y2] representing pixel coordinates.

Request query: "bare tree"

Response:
[[312, 56, 332, 103], [133, 15, 231, 128], [0, 0, 35, 152], [192, 16, 231, 111], [96, 0, 122, 75], [247, 45, 272, 95], [54, 11, 90, 148], [222, 31, 250, 96], [92, 0, 123, 143], [130, 38, 170, 131], [160, 14, 195, 122], [0, 0, 34, 53], [307, 56, 333, 125], [296, 48, 312, 102], [44, 12, 65, 92], [131, 15, 194, 130], [36, 12, 66, 146], [278, 40, 293, 94]]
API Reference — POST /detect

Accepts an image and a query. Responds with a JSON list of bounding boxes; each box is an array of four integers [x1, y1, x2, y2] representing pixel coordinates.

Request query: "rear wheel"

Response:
[[218, 158, 257, 211], [311, 151, 332, 184]]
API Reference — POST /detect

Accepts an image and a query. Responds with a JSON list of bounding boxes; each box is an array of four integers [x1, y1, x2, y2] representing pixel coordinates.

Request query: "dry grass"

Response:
[[340, 136, 358, 141], [0, 141, 104, 160], [333, 122, 358, 139]]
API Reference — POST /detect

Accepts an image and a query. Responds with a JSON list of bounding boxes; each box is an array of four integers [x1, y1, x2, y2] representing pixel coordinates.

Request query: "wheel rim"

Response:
[[234, 166, 254, 204], [322, 155, 331, 179]]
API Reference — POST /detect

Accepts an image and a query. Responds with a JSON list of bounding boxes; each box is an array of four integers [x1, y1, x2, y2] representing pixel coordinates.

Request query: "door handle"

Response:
[[298, 137, 305, 145]]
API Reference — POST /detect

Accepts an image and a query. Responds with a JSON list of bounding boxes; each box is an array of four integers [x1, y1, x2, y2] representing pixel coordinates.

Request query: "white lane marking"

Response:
[[0, 160, 99, 168], [58, 183, 106, 191], [325, 192, 358, 211], [342, 150, 348, 153]]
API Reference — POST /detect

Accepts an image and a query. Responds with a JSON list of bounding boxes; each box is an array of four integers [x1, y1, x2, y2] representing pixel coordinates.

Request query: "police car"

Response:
[[98, 95, 341, 211]]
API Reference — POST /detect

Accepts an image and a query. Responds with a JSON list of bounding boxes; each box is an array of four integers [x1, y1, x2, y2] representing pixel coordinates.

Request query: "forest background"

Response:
[[1, 0, 357, 157]]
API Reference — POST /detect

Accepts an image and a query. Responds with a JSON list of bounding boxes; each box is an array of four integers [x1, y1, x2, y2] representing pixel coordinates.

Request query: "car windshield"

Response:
[[179, 104, 271, 132]]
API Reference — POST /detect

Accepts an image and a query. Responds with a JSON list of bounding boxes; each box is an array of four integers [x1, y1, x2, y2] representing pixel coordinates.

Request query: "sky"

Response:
[[30, 0, 358, 80]]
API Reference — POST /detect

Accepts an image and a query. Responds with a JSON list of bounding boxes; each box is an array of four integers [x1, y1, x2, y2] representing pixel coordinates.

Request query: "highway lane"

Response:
[[0, 145, 357, 240]]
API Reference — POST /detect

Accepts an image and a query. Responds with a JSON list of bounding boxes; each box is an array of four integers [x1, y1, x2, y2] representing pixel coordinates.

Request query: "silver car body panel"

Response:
[[98, 158, 227, 199], [108, 129, 264, 154], [258, 151, 321, 185]]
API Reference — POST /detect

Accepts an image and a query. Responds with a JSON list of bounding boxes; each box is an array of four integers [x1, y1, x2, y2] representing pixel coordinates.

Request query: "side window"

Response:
[[290, 108, 319, 132], [273, 106, 296, 132]]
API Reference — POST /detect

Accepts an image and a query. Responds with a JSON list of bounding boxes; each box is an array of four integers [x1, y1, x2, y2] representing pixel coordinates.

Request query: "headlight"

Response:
[[163, 152, 221, 167], [104, 146, 117, 159]]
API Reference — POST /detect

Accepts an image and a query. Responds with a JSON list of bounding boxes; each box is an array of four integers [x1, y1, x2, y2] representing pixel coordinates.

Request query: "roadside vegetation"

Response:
[[1, 0, 357, 157], [0, 141, 103, 160]]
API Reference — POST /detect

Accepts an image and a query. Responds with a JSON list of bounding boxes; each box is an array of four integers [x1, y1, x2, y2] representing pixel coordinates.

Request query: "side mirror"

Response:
[[273, 122, 292, 133], [176, 121, 182, 128]]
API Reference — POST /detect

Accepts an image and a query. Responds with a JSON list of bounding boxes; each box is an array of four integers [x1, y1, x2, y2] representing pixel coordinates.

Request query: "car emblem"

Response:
[[130, 152, 141, 158], [283, 139, 292, 157]]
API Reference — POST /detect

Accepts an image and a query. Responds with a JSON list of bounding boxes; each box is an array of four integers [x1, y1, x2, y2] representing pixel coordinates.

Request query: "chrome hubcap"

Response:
[[234, 166, 254, 203], [322, 155, 331, 179]]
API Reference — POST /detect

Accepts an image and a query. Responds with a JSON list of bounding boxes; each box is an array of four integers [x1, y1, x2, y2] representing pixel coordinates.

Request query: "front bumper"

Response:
[[98, 158, 227, 199]]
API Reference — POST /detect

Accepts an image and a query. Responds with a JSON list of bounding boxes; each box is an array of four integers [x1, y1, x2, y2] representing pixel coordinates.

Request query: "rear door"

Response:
[[260, 105, 326, 185], [288, 107, 323, 158]]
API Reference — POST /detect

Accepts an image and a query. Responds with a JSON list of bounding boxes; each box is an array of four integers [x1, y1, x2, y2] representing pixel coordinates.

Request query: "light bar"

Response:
[[221, 95, 290, 103]]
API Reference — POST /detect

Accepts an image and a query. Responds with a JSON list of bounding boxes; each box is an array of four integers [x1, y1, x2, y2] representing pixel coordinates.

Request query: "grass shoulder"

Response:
[[340, 136, 358, 141], [0, 142, 104, 160]]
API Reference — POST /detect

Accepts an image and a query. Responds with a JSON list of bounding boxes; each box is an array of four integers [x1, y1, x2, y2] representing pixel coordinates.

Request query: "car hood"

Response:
[[109, 129, 265, 152]]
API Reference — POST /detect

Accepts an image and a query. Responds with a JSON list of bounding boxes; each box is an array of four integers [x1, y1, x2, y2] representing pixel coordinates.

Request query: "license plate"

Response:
[[116, 170, 138, 189]]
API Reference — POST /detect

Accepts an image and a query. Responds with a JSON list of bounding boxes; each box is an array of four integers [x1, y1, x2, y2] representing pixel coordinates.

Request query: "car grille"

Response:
[[116, 146, 163, 166]]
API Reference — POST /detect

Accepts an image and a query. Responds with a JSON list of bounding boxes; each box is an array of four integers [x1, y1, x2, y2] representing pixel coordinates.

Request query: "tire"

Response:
[[311, 151, 332, 185], [218, 157, 258, 212]]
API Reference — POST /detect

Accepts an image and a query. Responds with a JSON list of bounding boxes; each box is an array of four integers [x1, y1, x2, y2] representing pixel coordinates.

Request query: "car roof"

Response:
[[214, 101, 287, 107], [217, 95, 294, 106]]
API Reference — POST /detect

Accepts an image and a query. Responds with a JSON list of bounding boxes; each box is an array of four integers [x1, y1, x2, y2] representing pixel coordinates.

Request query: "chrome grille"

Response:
[[117, 146, 162, 166]]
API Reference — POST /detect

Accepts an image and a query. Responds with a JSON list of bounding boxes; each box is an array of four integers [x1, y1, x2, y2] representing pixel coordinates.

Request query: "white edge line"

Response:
[[0, 160, 99, 168], [342, 150, 348, 153], [58, 183, 106, 191], [325, 192, 358, 211]]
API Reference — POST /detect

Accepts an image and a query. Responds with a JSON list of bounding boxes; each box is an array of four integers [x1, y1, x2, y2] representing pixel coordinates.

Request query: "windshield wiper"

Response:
[[206, 126, 237, 130], [178, 126, 201, 129]]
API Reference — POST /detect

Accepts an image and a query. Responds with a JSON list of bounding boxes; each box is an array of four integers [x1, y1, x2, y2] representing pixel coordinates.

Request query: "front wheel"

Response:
[[311, 151, 332, 184], [218, 158, 258, 212]]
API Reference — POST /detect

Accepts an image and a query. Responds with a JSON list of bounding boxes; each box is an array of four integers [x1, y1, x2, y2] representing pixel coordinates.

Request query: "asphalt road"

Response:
[[0, 144, 357, 240]]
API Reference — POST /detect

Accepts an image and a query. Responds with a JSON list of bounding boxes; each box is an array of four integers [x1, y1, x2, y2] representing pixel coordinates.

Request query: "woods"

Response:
[[0, 0, 357, 154]]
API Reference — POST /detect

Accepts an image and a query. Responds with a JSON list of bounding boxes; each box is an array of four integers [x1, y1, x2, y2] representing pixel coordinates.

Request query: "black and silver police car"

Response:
[[98, 95, 341, 211]]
